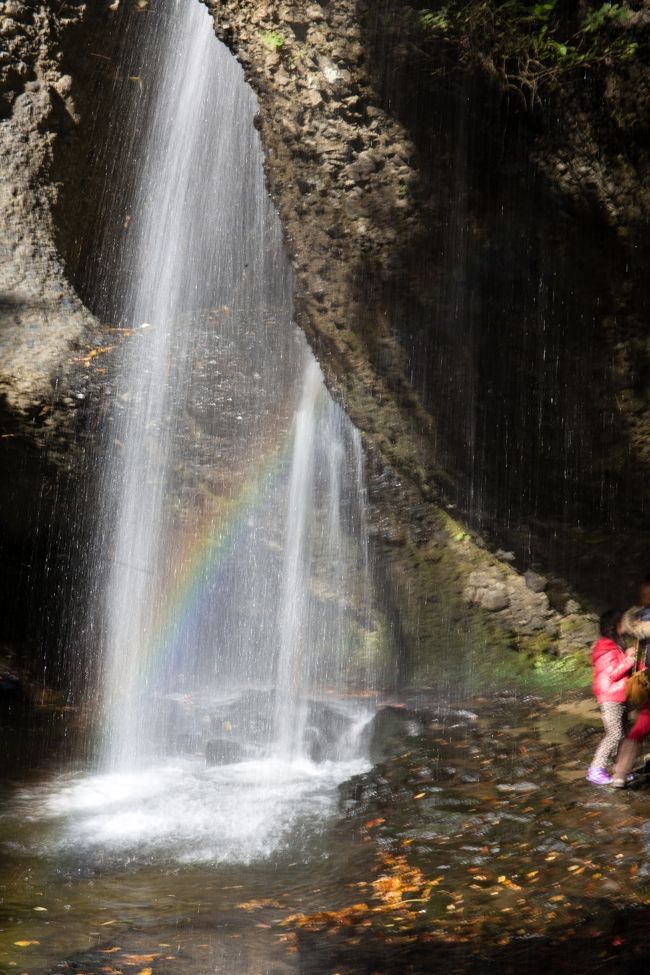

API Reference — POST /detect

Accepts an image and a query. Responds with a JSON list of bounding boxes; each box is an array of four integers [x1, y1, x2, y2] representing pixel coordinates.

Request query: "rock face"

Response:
[[0, 1, 105, 672], [202, 0, 649, 639], [0, 0, 647, 685], [0, 1, 98, 416]]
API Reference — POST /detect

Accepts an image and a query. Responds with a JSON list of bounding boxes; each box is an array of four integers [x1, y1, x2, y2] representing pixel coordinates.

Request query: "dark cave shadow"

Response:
[[299, 900, 650, 974], [353, 0, 650, 610]]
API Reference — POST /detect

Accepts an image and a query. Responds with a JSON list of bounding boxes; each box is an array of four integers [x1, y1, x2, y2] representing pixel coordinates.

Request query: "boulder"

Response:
[[205, 738, 245, 766], [364, 705, 425, 763], [524, 569, 547, 593]]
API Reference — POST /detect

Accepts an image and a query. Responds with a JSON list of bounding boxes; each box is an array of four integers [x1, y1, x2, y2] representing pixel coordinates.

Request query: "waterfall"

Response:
[[88, 0, 375, 776]]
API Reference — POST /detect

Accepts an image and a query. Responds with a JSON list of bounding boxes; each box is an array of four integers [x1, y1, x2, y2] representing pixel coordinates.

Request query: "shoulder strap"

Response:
[[635, 638, 643, 672]]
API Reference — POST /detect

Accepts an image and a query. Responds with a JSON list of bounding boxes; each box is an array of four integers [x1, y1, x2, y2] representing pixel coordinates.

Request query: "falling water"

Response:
[[71, 0, 378, 839]]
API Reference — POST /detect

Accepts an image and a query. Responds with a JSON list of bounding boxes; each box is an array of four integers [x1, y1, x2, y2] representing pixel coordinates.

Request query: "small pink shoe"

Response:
[[586, 767, 612, 786]]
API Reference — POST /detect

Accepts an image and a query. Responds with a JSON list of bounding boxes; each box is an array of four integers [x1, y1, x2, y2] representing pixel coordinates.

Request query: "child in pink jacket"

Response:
[[587, 609, 636, 785]]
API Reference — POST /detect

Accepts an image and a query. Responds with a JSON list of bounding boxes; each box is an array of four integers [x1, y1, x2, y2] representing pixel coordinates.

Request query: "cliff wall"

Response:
[[2, 0, 649, 685]]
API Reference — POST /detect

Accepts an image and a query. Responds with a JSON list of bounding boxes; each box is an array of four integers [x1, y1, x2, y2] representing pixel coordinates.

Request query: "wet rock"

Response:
[[304, 701, 357, 762], [480, 587, 510, 612], [566, 722, 600, 743], [345, 149, 382, 180], [465, 570, 510, 612], [559, 613, 599, 649], [364, 705, 426, 762], [0, 669, 31, 719], [525, 569, 548, 593], [496, 781, 540, 793], [537, 837, 573, 854], [205, 738, 245, 766]]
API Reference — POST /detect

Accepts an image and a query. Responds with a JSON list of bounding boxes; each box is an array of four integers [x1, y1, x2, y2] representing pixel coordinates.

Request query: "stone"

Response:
[[524, 569, 547, 593], [465, 571, 510, 612], [0, 18, 20, 37], [477, 586, 510, 612], [364, 705, 425, 763], [205, 738, 245, 766], [305, 5, 324, 21], [345, 149, 380, 180], [559, 613, 599, 648], [467, 570, 497, 589], [303, 88, 322, 108], [496, 781, 540, 793]]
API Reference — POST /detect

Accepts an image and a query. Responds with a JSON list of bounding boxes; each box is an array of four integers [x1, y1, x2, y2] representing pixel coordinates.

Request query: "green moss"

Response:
[[388, 506, 591, 697], [259, 30, 285, 51]]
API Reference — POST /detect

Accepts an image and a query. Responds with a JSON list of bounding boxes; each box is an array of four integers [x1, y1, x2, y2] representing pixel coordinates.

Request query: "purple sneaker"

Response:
[[586, 767, 612, 786]]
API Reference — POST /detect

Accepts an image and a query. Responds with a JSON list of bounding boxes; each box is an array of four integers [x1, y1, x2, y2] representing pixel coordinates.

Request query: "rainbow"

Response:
[[134, 422, 294, 686]]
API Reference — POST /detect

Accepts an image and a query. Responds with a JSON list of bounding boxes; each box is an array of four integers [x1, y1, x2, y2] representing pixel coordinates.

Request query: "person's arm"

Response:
[[610, 652, 636, 681]]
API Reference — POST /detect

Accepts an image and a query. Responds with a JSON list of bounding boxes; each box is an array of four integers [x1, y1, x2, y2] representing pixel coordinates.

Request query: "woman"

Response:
[[587, 609, 635, 786]]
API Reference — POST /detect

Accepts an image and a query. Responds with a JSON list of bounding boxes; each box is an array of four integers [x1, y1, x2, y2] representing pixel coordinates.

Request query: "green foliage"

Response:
[[405, 1, 639, 107], [259, 30, 285, 52], [419, 7, 451, 30], [582, 3, 632, 32]]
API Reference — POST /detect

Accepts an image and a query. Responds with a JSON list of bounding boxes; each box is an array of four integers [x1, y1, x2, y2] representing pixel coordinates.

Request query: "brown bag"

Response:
[[626, 640, 650, 707], [626, 670, 650, 708]]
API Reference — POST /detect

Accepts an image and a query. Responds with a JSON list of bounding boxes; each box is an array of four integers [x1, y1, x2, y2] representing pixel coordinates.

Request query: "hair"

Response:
[[599, 609, 622, 640]]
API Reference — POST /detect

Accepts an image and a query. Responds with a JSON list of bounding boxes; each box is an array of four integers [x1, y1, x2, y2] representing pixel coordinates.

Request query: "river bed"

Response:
[[2, 691, 650, 974]]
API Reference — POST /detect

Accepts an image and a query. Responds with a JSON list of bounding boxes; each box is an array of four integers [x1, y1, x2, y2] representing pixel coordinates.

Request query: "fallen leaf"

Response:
[[14, 940, 40, 947], [237, 898, 284, 911], [81, 344, 116, 368]]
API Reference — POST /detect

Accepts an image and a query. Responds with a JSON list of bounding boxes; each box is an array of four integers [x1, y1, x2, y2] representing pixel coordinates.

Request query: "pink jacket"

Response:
[[591, 637, 634, 703]]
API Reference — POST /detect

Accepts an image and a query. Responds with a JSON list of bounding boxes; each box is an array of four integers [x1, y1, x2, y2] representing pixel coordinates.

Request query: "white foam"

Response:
[[8, 756, 368, 865]]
